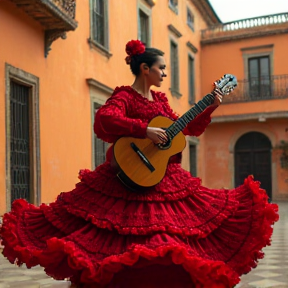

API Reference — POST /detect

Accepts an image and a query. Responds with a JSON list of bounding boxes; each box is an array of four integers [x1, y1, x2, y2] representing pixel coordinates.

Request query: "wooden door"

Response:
[[235, 132, 272, 200]]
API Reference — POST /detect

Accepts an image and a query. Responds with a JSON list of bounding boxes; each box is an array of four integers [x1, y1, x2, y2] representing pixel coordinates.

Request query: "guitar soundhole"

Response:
[[157, 138, 171, 150]]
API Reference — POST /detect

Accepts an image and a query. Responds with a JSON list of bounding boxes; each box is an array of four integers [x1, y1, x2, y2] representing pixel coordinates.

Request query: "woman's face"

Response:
[[147, 56, 167, 87]]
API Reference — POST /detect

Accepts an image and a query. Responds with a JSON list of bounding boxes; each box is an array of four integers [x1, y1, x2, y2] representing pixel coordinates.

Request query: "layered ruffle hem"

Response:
[[0, 162, 279, 288]]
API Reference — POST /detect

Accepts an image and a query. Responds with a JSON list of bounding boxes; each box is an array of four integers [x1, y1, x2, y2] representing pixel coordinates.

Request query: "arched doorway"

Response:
[[235, 132, 272, 200]]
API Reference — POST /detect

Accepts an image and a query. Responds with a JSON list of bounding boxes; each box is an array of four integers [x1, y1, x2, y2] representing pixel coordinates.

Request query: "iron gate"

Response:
[[10, 81, 31, 204]]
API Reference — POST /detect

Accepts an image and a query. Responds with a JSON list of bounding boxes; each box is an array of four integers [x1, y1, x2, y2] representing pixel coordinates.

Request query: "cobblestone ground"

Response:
[[235, 201, 288, 288], [0, 202, 287, 288]]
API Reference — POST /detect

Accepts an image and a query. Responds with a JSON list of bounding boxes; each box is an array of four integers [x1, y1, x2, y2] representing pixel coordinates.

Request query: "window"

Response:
[[94, 135, 109, 167], [169, 0, 178, 14], [87, 78, 113, 168], [94, 104, 109, 168], [188, 55, 195, 104], [248, 56, 271, 99], [5, 64, 40, 210], [91, 0, 109, 50], [241, 45, 274, 101], [170, 41, 179, 94], [139, 10, 149, 44], [138, 6, 151, 46], [189, 144, 197, 177], [10, 82, 31, 205], [187, 7, 194, 31]]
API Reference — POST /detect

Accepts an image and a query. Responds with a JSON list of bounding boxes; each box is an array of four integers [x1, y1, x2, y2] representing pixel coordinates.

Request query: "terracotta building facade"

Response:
[[200, 13, 288, 200], [0, 0, 287, 215]]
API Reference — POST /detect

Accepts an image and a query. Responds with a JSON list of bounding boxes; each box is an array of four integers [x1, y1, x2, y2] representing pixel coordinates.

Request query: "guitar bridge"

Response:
[[130, 142, 155, 172]]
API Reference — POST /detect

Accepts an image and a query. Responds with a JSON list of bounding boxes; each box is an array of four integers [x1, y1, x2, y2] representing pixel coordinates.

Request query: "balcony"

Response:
[[201, 13, 288, 44], [223, 74, 288, 104], [8, 0, 77, 56]]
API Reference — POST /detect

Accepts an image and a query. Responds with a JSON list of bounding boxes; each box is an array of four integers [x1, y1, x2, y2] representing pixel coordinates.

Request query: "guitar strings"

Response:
[[166, 94, 215, 139]]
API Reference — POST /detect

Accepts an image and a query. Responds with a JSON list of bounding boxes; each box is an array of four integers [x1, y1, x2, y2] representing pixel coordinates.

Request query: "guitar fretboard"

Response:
[[166, 93, 215, 139]]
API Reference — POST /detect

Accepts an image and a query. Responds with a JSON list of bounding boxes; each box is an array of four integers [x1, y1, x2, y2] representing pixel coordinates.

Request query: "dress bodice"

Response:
[[94, 86, 216, 144]]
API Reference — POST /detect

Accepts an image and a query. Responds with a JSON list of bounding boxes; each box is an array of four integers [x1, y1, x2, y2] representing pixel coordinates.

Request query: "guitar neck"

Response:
[[166, 92, 216, 139]]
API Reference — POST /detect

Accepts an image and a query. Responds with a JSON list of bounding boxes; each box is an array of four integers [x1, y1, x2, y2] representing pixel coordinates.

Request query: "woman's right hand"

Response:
[[146, 127, 168, 144]]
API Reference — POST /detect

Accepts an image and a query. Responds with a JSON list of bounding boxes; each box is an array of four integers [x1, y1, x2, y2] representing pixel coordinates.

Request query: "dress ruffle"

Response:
[[0, 85, 279, 287], [0, 162, 279, 288], [57, 163, 239, 237], [0, 198, 239, 287]]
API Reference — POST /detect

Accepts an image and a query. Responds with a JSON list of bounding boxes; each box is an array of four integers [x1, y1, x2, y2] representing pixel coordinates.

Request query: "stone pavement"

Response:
[[0, 202, 287, 288], [235, 201, 288, 288]]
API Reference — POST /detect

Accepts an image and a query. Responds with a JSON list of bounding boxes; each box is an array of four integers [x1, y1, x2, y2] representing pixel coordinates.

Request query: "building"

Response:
[[0, 0, 220, 215], [200, 13, 288, 200], [0, 0, 287, 216]]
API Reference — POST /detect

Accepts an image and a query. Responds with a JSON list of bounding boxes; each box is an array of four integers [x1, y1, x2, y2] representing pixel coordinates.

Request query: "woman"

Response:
[[0, 40, 278, 288]]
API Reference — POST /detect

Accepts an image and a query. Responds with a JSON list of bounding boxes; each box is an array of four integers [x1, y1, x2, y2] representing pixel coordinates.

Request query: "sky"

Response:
[[208, 0, 288, 23]]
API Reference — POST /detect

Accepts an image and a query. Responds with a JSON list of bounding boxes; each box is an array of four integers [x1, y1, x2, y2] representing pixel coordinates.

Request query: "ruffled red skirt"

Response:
[[0, 162, 279, 288]]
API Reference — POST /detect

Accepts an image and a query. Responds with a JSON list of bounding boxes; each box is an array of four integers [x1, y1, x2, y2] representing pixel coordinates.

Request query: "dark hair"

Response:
[[129, 47, 164, 76]]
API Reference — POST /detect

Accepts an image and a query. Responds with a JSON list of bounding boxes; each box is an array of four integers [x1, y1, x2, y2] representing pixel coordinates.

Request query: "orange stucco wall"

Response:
[[0, 2, 92, 212], [0, 0, 211, 214], [203, 120, 288, 195]]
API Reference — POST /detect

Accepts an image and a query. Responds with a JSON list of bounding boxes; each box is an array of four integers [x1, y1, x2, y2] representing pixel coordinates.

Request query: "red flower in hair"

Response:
[[125, 40, 145, 56]]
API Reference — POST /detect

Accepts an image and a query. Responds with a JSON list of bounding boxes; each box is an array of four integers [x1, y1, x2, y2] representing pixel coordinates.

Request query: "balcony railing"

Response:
[[223, 74, 288, 103], [201, 13, 288, 44], [8, 0, 77, 56]]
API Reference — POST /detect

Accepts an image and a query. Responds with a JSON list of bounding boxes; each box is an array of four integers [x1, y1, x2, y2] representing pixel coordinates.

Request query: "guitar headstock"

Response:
[[213, 74, 237, 96]]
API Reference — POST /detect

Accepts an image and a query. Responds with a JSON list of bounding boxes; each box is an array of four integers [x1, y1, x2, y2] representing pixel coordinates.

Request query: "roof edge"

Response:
[[189, 0, 222, 26]]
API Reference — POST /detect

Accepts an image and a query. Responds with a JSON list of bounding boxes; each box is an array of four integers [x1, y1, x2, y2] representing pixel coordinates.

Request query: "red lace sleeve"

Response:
[[94, 90, 148, 143]]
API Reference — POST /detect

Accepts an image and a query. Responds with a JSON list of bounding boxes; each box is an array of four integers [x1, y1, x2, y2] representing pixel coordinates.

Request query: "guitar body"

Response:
[[112, 74, 238, 191], [113, 116, 186, 190]]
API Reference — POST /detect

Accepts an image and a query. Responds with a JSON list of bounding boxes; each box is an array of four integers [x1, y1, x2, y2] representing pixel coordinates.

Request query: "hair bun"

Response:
[[125, 40, 145, 57]]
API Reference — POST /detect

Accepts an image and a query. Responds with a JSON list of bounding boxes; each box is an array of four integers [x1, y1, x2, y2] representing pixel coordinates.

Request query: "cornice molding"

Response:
[[167, 24, 182, 38], [211, 111, 288, 123], [144, 0, 155, 7], [189, 0, 221, 26], [186, 41, 198, 53], [240, 44, 274, 51], [86, 78, 114, 95], [201, 27, 288, 45]]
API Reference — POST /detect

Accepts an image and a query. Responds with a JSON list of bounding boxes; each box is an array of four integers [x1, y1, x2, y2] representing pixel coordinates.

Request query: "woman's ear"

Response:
[[140, 63, 150, 75]]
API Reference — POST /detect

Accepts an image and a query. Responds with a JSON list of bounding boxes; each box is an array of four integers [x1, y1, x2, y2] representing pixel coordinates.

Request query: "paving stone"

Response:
[[37, 279, 64, 285], [22, 269, 48, 276], [32, 274, 57, 280], [235, 202, 288, 288], [7, 281, 40, 288], [40, 282, 71, 288], [0, 275, 32, 282]]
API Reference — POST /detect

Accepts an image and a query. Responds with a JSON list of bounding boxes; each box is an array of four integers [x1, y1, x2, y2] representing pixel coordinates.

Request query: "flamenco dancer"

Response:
[[0, 40, 278, 288]]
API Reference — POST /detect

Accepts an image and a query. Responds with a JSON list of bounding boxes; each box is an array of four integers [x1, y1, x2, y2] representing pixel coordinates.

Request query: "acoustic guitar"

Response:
[[112, 74, 237, 191]]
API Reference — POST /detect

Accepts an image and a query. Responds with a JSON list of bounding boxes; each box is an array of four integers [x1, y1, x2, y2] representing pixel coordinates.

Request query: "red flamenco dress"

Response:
[[0, 86, 279, 288]]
